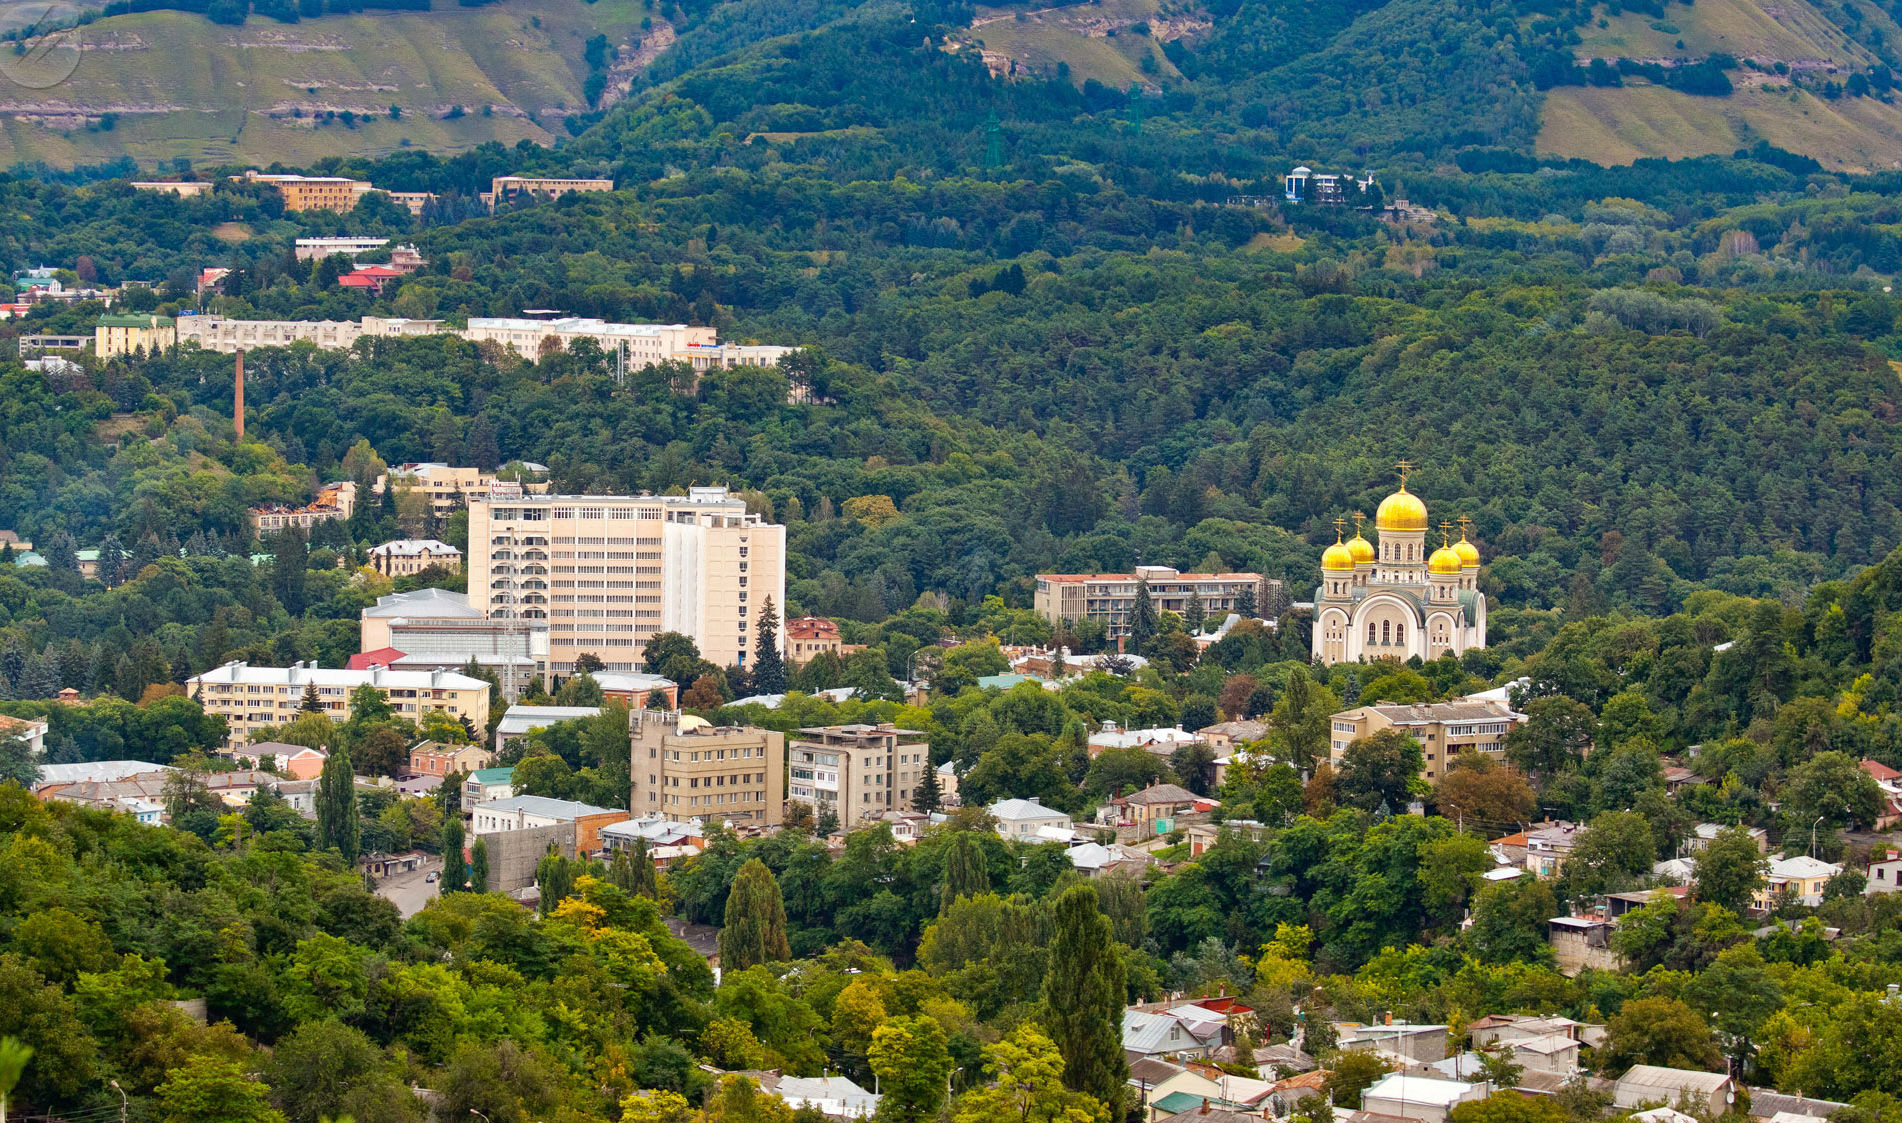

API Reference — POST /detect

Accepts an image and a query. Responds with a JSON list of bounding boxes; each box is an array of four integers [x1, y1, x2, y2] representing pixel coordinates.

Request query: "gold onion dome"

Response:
[[1453, 536, 1480, 568], [1346, 534, 1376, 565], [1322, 540, 1356, 572], [1376, 486, 1429, 532], [1428, 545, 1465, 575]]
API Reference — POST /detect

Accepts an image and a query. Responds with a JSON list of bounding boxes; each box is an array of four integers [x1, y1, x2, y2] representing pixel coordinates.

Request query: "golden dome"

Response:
[[1322, 541, 1355, 572], [1376, 486, 1429, 532], [1346, 534, 1376, 565], [1453, 537, 1480, 568], [1428, 546, 1464, 575]]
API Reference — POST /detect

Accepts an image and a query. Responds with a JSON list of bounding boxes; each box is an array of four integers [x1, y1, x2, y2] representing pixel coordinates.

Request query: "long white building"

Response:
[[187, 660, 491, 747], [467, 485, 785, 676], [461, 317, 715, 366], [177, 314, 443, 353]]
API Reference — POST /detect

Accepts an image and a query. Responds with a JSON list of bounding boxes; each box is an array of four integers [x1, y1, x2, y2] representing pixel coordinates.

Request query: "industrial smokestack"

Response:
[[234, 349, 245, 441]]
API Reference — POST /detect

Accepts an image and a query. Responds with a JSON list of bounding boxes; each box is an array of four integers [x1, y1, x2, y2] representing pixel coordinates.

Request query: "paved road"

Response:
[[375, 857, 444, 918]]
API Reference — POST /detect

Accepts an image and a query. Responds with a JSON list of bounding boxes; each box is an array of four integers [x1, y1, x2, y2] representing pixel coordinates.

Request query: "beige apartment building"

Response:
[[467, 485, 786, 675], [788, 723, 930, 830], [384, 462, 550, 520], [367, 538, 463, 577], [244, 173, 373, 212], [177, 315, 445, 353], [188, 660, 490, 748], [1034, 565, 1280, 636], [463, 317, 716, 365], [95, 313, 175, 358], [1327, 699, 1526, 784], [485, 175, 614, 209], [628, 709, 783, 826]]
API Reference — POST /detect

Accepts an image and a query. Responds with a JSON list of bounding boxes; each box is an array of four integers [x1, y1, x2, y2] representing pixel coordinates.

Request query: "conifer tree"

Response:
[[718, 858, 790, 969], [1237, 583, 1259, 619], [440, 816, 467, 893], [751, 596, 786, 694], [609, 849, 635, 891], [1128, 576, 1157, 653], [1185, 588, 1206, 632], [1043, 885, 1127, 1112], [315, 747, 360, 863], [914, 761, 942, 812], [940, 830, 989, 911], [632, 837, 659, 898], [300, 682, 324, 714]]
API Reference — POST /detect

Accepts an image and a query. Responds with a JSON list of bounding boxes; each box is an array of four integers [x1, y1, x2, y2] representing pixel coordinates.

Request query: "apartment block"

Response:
[[187, 660, 491, 748], [383, 462, 551, 520], [95, 313, 175, 358], [244, 172, 373, 212], [294, 236, 392, 261], [1326, 699, 1527, 784], [485, 175, 614, 210], [788, 723, 930, 830], [463, 317, 715, 365], [467, 485, 785, 675], [628, 709, 783, 826], [1034, 566, 1282, 636], [178, 314, 444, 354]]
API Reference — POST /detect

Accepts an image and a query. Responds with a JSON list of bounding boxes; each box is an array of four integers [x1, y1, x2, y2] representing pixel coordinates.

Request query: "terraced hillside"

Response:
[[0, 0, 661, 168], [1537, 0, 1902, 170]]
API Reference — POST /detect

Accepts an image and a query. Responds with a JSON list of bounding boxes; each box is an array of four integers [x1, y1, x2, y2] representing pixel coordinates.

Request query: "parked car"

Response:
[[425, 871, 439, 883]]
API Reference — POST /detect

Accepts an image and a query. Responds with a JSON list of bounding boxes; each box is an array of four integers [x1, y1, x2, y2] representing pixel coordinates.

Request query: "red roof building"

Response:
[[347, 646, 408, 670]]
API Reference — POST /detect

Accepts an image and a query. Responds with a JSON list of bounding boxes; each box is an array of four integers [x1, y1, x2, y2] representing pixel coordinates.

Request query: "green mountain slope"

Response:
[[0, 0, 656, 168]]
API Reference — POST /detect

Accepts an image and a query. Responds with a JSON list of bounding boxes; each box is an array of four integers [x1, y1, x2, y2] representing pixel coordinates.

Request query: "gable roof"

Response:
[[1121, 782, 1200, 806], [474, 794, 621, 820], [989, 797, 1067, 821]]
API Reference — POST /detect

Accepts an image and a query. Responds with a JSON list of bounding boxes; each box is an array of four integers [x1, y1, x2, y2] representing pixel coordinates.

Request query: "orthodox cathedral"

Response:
[[1311, 465, 1488, 665]]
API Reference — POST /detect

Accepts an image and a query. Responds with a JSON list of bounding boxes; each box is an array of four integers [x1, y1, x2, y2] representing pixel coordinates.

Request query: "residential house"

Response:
[[1867, 847, 1902, 895], [1122, 1006, 1228, 1061], [935, 760, 960, 807], [1359, 1074, 1490, 1123], [1755, 855, 1842, 911], [753, 1073, 880, 1120], [410, 741, 492, 778], [1199, 720, 1268, 753], [1612, 1066, 1736, 1115], [1088, 720, 1206, 760], [593, 672, 678, 709], [1548, 915, 1624, 976], [1860, 760, 1902, 828], [1187, 819, 1269, 857], [1686, 822, 1768, 853], [784, 617, 844, 664], [600, 815, 706, 869], [1523, 822, 1585, 878], [1110, 782, 1204, 839], [1467, 1014, 1605, 1050], [463, 767, 515, 804], [1336, 1022, 1449, 1063], [1746, 1089, 1849, 1123], [496, 705, 602, 750], [228, 741, 329, 779], [1067, 840, 1154, 878], [988, 797, 1074, 842], [0, 713, 48, 755]]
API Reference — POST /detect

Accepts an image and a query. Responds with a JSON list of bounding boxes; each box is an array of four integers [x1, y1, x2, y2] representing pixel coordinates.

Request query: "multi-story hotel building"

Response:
[[787, 723, 931, 829], [95, 313, 175, 358], [467, 485, 785, 675], [462, 317, 716, 365], [177, 315, 444, 353], [188, 660, 491, 748], [484, 175, 615, 209], [628, 709, 783, 826], [1033, 565, 1280, 637], [1326, 699, 1526, 785], [367, 538, 463, 577]]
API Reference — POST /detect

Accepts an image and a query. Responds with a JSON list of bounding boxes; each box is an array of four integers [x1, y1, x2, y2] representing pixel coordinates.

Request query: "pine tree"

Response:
[[271, 530, 309, 616], [1237, 583, 1259, 619], [1043, 885, 1127, 1112], [1184, 588, 1207, 633], [467, 415, 501, 471], [751, 596, 786, 694], [96, 532, 125, 587], [43, 531, 77, 573], [315, 746, 360, 864], [440, 816, 467, 893], [718, 858, 791, 969], [300, 682, 324, 714], [940, 830, 989, 911], [470, 836, 490, 894]]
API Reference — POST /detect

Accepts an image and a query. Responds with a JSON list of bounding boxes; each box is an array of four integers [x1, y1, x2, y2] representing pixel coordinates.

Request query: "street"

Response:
[[375, 857, 444, 919]]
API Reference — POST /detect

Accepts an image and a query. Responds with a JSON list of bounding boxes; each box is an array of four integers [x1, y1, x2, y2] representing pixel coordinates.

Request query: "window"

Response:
[[1381, 620, 1391, 645]]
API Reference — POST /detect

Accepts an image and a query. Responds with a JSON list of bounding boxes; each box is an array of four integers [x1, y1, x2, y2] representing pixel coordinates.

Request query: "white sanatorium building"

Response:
[[467, 485, 786, 675]]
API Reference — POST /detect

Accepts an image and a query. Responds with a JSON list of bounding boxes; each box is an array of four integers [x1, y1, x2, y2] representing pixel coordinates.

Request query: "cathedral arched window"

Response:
[[1381, 621, 1391, 645], [1395, 622, 1406, 646], [1367, 621, 1378, 645]]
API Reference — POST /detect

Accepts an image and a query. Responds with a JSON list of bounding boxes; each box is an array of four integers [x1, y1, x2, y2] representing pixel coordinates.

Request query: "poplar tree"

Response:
[[718, 858, 791, 969], [1043, 885, 1127, 1112], [632, 837, 660, 898], [751, 596, 786, 694], [941, 830, 990, 911], [315, 747, 360, 863], [440, 816, 467, 893]]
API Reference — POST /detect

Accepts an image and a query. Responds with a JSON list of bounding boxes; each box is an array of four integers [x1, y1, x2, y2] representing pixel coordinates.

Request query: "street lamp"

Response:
[[109, 1080, 126, 1123], [1812, 815, 1826, 858]]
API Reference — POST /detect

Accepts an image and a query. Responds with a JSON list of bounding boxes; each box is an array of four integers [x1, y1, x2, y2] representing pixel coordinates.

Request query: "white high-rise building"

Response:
[[467, 486, 786, 675]]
